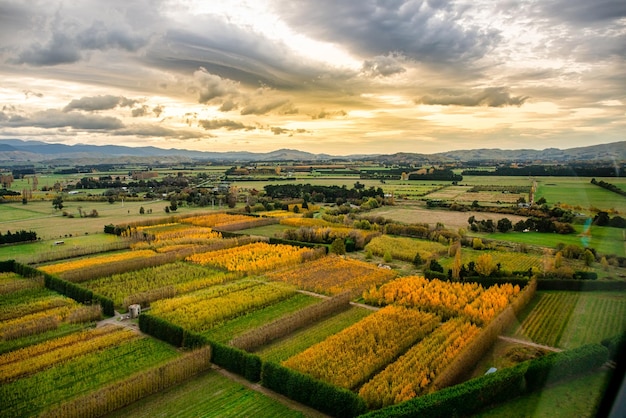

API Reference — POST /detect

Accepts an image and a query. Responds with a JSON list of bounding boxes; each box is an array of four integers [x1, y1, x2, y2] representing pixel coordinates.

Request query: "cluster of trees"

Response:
[[593, 211, 626, 228], [0, 229, 37, 245], [462, 164, 624, 177], [264, 183, 385, 204], [468, 216, 575, 234], [590, 178, 626, 197]]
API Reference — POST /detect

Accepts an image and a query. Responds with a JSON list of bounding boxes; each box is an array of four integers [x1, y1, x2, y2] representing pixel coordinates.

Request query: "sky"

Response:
[[0, 0, 624, 156]]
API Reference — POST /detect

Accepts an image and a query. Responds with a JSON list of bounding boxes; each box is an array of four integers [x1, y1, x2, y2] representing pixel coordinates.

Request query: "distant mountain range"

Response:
[[0, 139, 624, 164]]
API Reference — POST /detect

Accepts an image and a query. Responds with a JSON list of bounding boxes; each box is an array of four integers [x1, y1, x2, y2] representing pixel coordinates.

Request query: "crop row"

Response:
[[186, 242, 317, 274], [363, 275, 520, 325], [282, 306, 440, 390], [0, 287, 71, 321], [0, 273, 41, 295], [0, 335, 178, 418], [134, 224, 223, 248], [149, 281, 297, 332], [514, 291, 579, 347], [182, 213, 278, 231], [82, 262, 238, 308], [279, 217, 336, 227], [266, 255, 397, 296], [365, 235, 448, 262], [0, 325, 137, 384], [358, 317, 481, 408], [38, 249, 156, 275]]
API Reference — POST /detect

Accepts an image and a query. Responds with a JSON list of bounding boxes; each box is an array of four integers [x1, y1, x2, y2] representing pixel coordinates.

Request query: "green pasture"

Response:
[[202, 293, 321, 343], [535, 177, 626, 214], [106, 369, 307, 418], [0, 233, 123, 263], [0, 200, 212, 240], [473, 368, 610, 418], [256, 306, 373, 363], [478, 224, 626, 258]]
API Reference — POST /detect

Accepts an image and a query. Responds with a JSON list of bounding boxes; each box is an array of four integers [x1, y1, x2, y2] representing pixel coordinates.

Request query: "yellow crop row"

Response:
[[181, 213, 254, 228], [266, 255, 396, 296], [0, 324, 127, 367], [186, 242, 315, 274], [359, 317, 481, 408], [365, 235, 448, 262], [363, 275, 519, 325], [0, 325, 137, 384], [150, 281, 296, 332], [279, 217, 336, 227], [282, 306, 440, 389], [39, 250, 156, 275]]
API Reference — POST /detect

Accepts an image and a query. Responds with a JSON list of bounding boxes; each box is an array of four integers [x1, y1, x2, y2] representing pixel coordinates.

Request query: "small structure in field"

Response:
[[128, 304, 141, 319]]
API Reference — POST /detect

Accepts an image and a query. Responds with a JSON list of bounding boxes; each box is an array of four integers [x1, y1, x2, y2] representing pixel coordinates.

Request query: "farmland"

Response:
[[511, 291, 626, 349], [0, 165, 624, 417]]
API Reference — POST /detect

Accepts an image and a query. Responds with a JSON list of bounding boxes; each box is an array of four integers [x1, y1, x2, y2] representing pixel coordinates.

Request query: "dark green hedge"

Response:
[[268, 237, 328, 252], [537, 279, 626, 291], [210, 341, 262, 382], [137, 314, 206, 349], [524, 343, 609, 391], [0, 259, 15, 272], [262, 362, 367, 418], [601, 332, 626, 360], [424, 269, 447, 280]]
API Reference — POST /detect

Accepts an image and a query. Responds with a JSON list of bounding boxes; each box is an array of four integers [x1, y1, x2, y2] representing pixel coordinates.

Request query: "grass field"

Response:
[[478, 224, 626, 258], [510, 291, 626, 349], [473, 369, 611, 418], [105, 369, 310, 418], [535, 177, 626, 215], [0, 200, 210, 240]]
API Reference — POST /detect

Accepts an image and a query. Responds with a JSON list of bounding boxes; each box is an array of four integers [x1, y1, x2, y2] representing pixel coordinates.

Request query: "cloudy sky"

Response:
[[0, 0, 624, 155]]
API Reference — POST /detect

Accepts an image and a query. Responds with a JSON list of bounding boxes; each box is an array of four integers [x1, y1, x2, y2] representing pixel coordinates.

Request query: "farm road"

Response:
[[498, 335, 562, 352]]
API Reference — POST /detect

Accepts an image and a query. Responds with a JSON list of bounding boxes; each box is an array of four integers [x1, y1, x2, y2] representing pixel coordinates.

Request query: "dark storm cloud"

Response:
[[198, 119, 254, 131], [132, 106, 149, 117], [115, 125, 206, 139], [240, 99, 290, 115], [416, 87, 528, 107], [271, 0, 499, 65], [3, 0, 155, 67], [541, 0, 626, 25], [362, 55, 407, 77], [1, 109, 124, 130], [63, 95, 138, 112]]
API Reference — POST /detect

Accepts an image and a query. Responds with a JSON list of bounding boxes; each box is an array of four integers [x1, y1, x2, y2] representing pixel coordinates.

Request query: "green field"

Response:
[[0, 200, 210, 240], [473, 369, 611, 418], [510, 291, 626, 349], [106, 369, 310, 418], [535, 177, 626, 215], [0, 233, 125, 263], [479, 224, 626, 258]]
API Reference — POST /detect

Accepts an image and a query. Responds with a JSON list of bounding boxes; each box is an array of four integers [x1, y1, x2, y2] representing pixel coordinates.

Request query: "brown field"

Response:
[[369, 201, 528, 230]]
